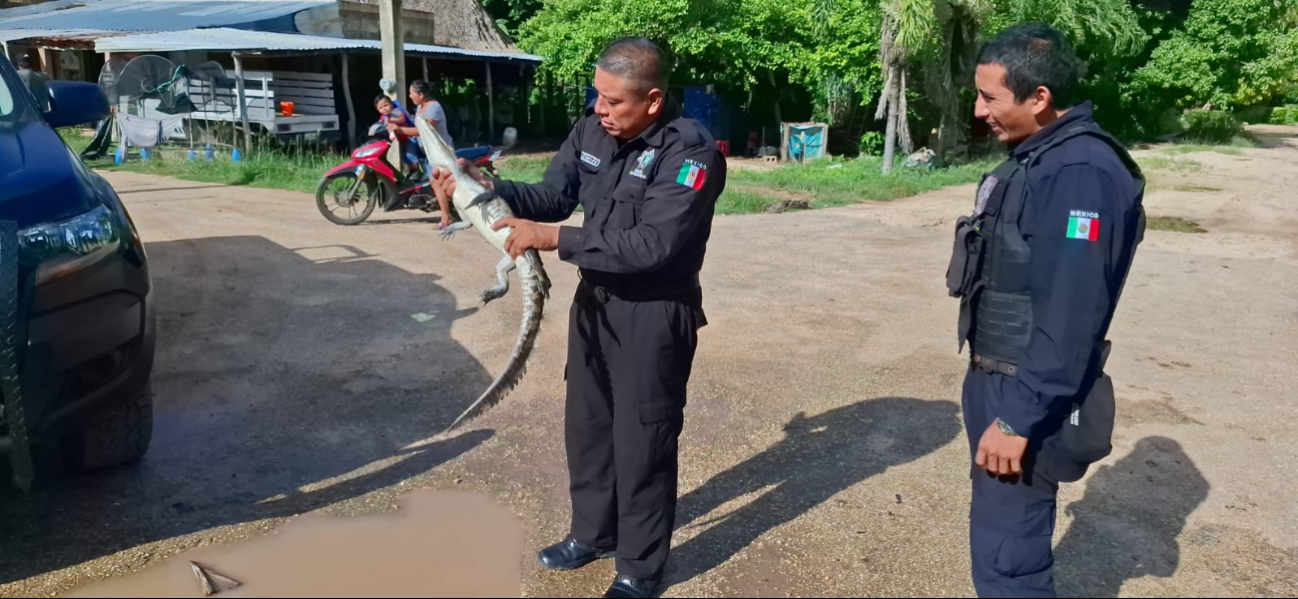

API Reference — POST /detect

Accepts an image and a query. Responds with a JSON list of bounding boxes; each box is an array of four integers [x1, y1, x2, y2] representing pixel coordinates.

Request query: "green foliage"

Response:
[[518, 0, 825, 91], [1129, 0, 1298, 112], [481, 0, 544, 37], [1147, 216, 1206, 233], [1271, 105, 1298, 125], [1180, 110, 1243, 143], [510, 0, 1298, 155], [725, 155, 994, 209], [985, 0, 1147, 58], [860, 131, 885, 155]]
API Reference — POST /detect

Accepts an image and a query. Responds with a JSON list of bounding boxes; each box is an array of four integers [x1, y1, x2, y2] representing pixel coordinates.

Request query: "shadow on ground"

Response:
[[0, 236, 495, 585], [666, 396, 962, 589], [1055, 436, 1209, 598]]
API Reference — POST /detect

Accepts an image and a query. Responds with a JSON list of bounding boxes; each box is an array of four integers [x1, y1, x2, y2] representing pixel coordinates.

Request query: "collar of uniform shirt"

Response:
[[1008, 100, 1095, 159]]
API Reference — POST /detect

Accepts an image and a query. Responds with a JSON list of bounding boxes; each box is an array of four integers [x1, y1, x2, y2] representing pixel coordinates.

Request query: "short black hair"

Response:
[[409, 79, 434, 98], [17, 55, 32, 69], [596, 37, 670, 93], [977, 22, 1081, 108], [374, 94, 393, 106]]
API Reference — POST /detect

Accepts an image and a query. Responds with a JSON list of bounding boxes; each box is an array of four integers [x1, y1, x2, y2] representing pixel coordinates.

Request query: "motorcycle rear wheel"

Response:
[[316, 172, 381, 225]]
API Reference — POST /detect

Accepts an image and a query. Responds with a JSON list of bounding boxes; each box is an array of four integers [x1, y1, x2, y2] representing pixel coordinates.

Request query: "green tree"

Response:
[[1129, 0, 1298, 111], [873, 0, 1144, 172], [481, 0, 544, 38]]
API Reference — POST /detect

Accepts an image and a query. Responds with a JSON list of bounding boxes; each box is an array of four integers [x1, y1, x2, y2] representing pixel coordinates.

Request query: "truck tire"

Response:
[[64, 383, 154, 471]]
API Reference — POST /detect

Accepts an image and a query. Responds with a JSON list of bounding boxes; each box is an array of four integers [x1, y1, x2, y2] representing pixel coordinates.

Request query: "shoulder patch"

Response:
[[675, 158, 708, 190], [1066, 210, 1100, 241]]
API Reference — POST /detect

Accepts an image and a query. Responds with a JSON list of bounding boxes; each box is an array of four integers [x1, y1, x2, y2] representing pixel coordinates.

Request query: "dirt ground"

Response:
[[1, 126, 1295, 598]]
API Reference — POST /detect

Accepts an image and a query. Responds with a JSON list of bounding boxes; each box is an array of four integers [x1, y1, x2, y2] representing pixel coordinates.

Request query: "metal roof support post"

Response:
[[485, 61, 494, 145], [342, 52, 357, 149], [233, 51, 252, 154]]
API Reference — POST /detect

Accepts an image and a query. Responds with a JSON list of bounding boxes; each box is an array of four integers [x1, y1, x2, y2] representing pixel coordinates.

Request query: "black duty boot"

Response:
[[602, 574, 661, 598], [536, 537, 613, 571]]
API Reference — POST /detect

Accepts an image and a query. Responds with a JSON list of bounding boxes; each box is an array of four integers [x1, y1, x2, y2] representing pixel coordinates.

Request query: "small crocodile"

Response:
[[413, 114, 552, 433]]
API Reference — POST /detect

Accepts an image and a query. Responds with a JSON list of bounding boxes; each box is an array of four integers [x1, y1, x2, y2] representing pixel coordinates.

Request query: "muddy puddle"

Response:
[[60, 489, 524, 598]]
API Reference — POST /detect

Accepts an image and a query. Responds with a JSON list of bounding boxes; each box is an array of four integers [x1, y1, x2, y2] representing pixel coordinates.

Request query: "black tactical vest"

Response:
[[946, 124, 1146, 372]]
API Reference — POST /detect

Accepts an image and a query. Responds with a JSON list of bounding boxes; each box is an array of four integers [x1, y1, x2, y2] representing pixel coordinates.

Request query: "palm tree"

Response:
[[874, 0, 1146, 174], [875, 0, 931, 173]]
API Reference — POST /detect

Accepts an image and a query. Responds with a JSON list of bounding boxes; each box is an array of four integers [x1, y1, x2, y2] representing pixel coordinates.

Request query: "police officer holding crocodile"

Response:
[[428, 37, 724, 598], [946, 23, 1146, 597]]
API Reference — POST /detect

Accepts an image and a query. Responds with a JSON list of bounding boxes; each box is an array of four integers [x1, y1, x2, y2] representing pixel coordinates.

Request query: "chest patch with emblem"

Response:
[[629, 148, 655, 179], [580, 151, 601, 169]]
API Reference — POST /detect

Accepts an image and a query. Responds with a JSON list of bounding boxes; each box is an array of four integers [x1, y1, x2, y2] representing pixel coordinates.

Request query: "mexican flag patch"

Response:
[[1067, 210, 1100, 241], [676, 159, 708, 190]]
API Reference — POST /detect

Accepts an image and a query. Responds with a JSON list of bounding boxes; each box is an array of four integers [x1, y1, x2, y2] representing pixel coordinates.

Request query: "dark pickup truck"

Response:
[[1, 56, 156, 491]]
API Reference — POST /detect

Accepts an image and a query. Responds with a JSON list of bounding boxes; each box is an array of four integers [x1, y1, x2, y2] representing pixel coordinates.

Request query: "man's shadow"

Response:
[[666, 397, 961, 587], [1054, 436, 1209, 597]]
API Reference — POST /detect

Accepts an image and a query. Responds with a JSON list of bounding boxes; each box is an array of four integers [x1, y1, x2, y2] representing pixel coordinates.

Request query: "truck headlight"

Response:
[[19, 205, 121, 284]]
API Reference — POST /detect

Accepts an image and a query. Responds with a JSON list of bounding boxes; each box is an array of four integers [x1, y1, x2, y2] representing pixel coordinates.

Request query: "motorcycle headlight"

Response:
[[19, 205, 121, 285], [355, 146, 385, 159]]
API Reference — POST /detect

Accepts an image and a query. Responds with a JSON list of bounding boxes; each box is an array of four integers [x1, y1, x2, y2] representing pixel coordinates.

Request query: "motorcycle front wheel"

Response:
[[316, 172, 381, 225]]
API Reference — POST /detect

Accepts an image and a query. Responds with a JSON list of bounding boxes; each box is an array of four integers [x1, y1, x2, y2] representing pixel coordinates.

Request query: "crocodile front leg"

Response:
[[439, 221, 473, 241], [482, 255, 516, 305]]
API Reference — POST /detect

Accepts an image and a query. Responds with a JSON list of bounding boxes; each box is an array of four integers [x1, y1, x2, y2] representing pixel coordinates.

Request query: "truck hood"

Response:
[[0, 120, 100, 229]]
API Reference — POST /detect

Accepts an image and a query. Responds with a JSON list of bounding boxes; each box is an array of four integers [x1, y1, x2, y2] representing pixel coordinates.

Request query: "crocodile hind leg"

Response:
[[482, 255, 515, 305]]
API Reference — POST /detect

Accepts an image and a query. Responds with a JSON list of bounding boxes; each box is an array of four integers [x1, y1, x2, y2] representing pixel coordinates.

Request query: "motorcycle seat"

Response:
[[455, 146, 492, 162]]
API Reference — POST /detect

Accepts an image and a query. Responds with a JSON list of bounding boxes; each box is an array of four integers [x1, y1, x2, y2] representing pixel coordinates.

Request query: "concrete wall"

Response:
[[296, 2, 437, 46]]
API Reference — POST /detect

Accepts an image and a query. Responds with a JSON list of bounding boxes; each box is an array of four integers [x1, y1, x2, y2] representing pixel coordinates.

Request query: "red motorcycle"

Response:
[[315, 131, 501, 226]]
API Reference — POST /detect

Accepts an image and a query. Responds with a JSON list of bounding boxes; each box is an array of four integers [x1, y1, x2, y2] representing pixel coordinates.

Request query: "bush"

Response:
[[1181, 110, 1243, 142], [1270, 105, 1298, 125], [859, 131, 884, 156]]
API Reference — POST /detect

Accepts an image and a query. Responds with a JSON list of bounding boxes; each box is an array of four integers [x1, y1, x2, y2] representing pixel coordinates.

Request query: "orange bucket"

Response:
[[280, 101, 295, 117]]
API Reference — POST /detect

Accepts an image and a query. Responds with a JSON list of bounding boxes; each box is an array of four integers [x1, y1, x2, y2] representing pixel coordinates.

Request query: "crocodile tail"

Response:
[[443, 253, 547, 432]]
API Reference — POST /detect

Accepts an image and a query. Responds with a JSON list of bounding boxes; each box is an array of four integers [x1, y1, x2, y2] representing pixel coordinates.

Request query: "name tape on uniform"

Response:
[[580, 151, 601, 169]]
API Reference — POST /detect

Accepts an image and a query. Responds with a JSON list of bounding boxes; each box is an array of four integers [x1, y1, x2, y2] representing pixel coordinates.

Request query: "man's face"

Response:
[[592, 67, 662, 140], [974, 63, 1049, 145]]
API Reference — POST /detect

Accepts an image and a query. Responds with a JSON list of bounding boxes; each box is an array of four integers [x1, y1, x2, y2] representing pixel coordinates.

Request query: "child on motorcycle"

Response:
[[373, 95, 423, 177]]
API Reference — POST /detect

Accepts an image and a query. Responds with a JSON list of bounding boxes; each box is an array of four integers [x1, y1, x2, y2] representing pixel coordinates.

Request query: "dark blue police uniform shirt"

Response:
[[988, 101, 1142, 439]]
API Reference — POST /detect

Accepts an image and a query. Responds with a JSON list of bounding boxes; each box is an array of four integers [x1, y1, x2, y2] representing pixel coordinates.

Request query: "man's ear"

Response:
[[1031, 85, 1054, 116], [647, 88, 664, 116]]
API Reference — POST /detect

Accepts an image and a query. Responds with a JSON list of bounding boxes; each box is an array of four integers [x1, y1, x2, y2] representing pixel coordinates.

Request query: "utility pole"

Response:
[[379, 0, 405, 101], [379, 0, 405, 166]]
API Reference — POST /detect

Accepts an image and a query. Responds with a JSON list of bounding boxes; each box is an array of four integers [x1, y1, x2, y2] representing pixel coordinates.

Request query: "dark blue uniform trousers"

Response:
[[962, 366, 1061, 598]]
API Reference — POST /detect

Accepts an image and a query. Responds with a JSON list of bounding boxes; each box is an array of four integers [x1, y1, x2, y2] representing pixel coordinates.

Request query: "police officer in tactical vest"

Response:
[[429, 38, 724, 598], [946, 23, 1145, 597]]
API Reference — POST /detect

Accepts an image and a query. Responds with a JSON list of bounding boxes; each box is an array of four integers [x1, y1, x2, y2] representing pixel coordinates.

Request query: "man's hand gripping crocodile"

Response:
[[414, 114, 551, 433]]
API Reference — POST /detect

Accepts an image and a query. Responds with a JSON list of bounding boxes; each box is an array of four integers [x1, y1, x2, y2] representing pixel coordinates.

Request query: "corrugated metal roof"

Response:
[[0, 29, 112, 44], [94, 28, 544, 63], [0, 0, 333, 32]]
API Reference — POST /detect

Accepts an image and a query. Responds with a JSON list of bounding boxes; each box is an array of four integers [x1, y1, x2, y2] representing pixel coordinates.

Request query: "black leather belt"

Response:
[[972, 353, 1018, 376], [579, 272, 701, 304]]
